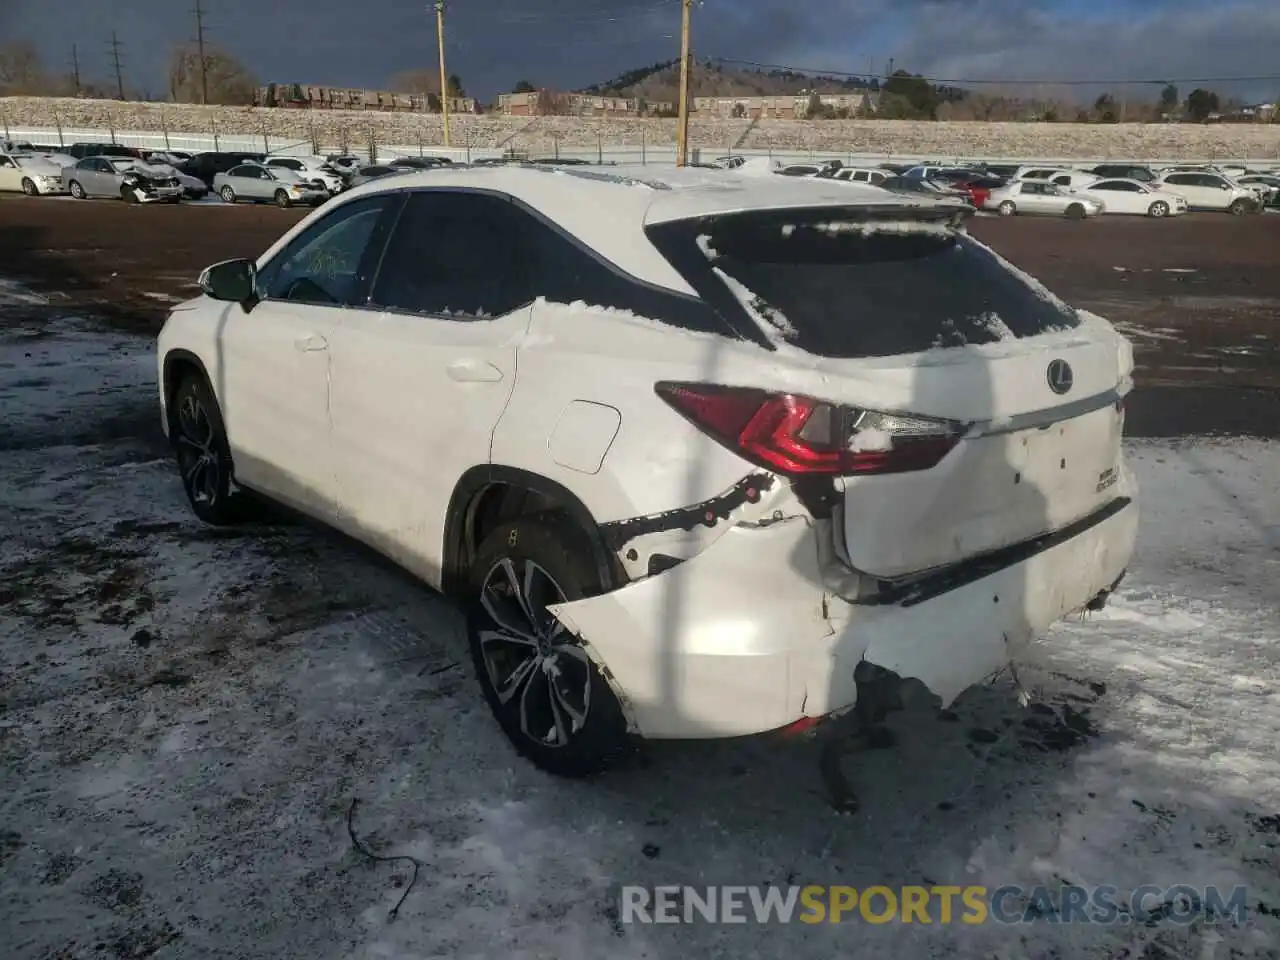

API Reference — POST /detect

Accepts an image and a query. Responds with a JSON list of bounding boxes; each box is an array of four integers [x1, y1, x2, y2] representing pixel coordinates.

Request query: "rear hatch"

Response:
[[645, 205, 1131, 580]]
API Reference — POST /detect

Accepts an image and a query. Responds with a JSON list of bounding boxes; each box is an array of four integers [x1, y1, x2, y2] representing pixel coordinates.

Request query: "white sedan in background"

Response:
[[984, 180, 1104, 218], [0, 153, 67, 195], [156, 165, 1136, 776], [1073, 178, 1188, 217]]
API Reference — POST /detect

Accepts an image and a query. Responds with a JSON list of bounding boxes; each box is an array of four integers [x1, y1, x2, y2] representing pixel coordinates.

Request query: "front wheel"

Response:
[[20, 177, 37, 196], [169, 374, 245, 526], [121, 184, 141, 204], [1228, 198, 1252, 216], [274, 189, 292, 208], [1065, 203, 1086, 220], [69, 180, 87, 200], [1148, 201, 1169, 218], [467, 516, 630, 777], [998, 200, 1016, 217], [219, 185, 236, 203]]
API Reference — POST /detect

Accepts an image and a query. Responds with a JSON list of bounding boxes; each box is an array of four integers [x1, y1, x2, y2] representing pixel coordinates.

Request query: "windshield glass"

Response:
[[109, 159, 138, 172]]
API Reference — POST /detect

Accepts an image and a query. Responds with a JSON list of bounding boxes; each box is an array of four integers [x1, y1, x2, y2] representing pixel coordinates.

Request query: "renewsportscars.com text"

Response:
[[620, 884, 1249, 925]]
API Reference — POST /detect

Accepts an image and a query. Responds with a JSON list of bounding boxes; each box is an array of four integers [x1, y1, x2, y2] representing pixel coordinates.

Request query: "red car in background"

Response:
[[952, 176, 1007, 209]]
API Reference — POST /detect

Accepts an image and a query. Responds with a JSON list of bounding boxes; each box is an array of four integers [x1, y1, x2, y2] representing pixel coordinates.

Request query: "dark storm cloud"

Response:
[[5, 0, 1279, 101]]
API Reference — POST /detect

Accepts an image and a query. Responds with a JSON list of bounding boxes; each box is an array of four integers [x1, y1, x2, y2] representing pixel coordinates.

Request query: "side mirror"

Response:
[[199, 258, 258, 306], [1220, 184, 1230, 190]]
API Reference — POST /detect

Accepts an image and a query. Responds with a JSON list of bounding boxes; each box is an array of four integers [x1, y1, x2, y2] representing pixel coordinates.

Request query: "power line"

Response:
[[194, 0, 210, 104], [708, 57, 1280, 88], [107, 32, 125, 100]]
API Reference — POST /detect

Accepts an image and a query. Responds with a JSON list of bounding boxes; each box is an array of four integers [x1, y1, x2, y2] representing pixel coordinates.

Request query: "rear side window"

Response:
[[646, 208, 1080, 359]]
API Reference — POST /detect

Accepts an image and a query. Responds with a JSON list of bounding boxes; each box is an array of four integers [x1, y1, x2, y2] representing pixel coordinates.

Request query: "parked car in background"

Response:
[[0, 153, 67, 195], [347, 164, 413, 188], [264, 156, 345, 193], [1073, 178, 1187, 217], [878, 175, 972, 208], [1088, 164, 1156, 182], [133, 159, 209, 200], [182, 151, 267, 188], [950, 175, 1006, 209], [1010, 166, 1071, 181], [1234, 174, 1279, 207], [984, 180, 1104, 218], [63, 142, 145, 161], [1048, 171, 1101, 191], [157, 165, 1136, 776], [147, 150, 195, 166], [1151, 172, 1259, 215], [63, 156, 182, 203], [390, 156, 454, 170], [213, 163, 328, 207], [325, 154, 365, 178], [831, 167, 890, 186]]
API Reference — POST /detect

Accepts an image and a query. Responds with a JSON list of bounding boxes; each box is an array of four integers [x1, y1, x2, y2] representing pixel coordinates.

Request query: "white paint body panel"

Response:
[[158, 166, 1140, 742], [327, 307, 531, 586]]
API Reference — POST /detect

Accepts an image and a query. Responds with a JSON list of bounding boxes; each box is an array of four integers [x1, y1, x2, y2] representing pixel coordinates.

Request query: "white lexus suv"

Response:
[[157, 164, 1138, 776]]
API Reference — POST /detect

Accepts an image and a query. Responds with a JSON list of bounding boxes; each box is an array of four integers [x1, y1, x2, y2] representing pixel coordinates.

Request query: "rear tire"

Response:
[[466, 515, 630, 777], [998, 200, 1016, 217], [69, 180, 87, 200], [1228, 198, 1251, 216], [274, 189, 291, 208], [20, 177, 37, 196], [1065, 203, 1086, 220], [1148, 201, 1169, 218], [219, 185, 236, 203]]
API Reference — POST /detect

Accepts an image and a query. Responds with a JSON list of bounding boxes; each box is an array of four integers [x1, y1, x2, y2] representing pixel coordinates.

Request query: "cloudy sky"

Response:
[[5, 0, 1279, 102]]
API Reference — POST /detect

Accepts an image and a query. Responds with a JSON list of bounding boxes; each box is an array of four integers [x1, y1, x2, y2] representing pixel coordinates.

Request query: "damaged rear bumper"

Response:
[[549, 473, 1138, 740]]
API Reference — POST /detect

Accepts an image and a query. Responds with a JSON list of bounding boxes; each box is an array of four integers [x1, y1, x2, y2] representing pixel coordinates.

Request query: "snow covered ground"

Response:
[[1, 295, 1278, 960]]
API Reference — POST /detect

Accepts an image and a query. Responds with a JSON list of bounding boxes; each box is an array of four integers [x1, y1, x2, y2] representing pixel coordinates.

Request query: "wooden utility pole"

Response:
[[70, 44, 82, 97], [194, 0, 210, 104], [108, 32, 126, 100], [435, 0, 451, 147], [675, 0, 693, 166]]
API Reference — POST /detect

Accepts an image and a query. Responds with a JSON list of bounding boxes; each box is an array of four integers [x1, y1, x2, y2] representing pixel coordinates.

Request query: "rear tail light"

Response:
[[655, 382, 962, 476]]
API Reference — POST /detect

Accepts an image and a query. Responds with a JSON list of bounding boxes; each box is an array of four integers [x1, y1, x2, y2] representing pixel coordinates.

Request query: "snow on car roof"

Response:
[[333, 164, 962, 292], [351, 162, 956, 223]]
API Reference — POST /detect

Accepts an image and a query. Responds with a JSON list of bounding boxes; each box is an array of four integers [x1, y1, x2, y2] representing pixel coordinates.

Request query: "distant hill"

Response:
[[580, 58, 880, 103]]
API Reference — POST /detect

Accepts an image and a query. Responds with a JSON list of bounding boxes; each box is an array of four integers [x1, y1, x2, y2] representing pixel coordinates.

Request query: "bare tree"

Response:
[[388, 69, 464, 97], [0, 41, 48, 94], [167, 43, 255, 105]]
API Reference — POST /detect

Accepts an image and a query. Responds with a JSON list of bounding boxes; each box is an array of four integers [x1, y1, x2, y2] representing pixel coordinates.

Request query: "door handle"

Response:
[[446, 359, 504, 383], [294, 334, 328, 352]]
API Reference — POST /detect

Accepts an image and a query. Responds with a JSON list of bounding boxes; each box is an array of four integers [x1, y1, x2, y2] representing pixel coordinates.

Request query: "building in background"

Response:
[[255, 84, 477, 114]]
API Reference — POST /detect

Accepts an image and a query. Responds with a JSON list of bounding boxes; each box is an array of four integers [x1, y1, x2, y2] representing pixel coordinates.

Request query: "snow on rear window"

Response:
[[712, 267, 798, 343], [680, 212, 1080, 360]]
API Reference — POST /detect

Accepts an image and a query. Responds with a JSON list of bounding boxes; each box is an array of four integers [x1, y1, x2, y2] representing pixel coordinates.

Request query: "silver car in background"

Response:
[[984, 180, 1104, 219], [63, 156, 182, 203], [213, 163, 329, 208]]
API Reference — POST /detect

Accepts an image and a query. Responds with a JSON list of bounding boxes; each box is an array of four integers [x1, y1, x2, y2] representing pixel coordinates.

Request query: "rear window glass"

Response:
[[648, 209, 1080, 359]]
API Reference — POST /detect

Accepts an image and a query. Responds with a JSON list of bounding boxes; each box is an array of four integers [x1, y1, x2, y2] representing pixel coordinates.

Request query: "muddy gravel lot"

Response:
[[1, 193, 1279, 960]]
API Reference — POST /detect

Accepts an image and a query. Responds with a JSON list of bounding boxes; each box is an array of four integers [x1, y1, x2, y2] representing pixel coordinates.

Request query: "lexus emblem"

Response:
[[1046, 359, 1074, 395]]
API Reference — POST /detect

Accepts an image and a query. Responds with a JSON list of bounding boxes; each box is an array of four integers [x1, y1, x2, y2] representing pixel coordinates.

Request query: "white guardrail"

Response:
[[5, 126, 1278, 171]]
